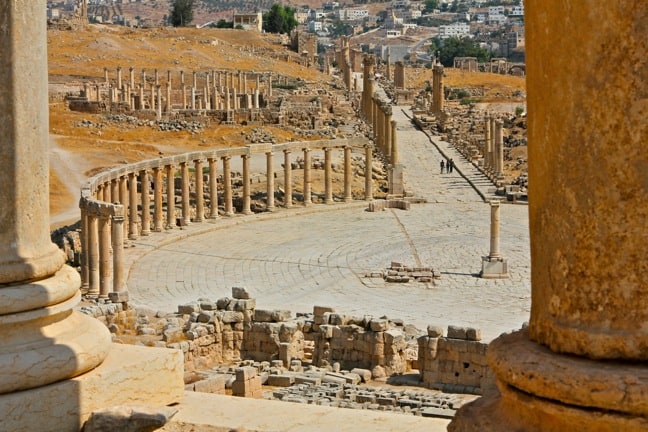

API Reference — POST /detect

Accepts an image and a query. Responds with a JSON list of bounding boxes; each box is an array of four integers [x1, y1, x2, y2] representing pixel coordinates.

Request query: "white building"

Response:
[[438, 22, 470, 39], [308, 21, 323, 32], [338, 8, 369, 21], [509, 4, 524, 17]]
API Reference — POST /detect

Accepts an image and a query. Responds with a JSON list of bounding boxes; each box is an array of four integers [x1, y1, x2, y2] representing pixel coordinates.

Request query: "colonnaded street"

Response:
[[127, 107, 531, 341]]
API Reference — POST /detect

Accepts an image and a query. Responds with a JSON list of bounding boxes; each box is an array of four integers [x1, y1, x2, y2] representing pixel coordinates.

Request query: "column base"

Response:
[[0, 344, 184, 432], [449, 330, 648, 432], [480, 256, 508, 279]]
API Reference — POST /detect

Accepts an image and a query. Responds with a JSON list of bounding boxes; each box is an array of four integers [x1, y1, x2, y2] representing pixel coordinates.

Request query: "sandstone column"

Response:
[[180, 161, 191, 226], [343, 146, 352, 202], [140, 170, 151, 235], [241, 154, 252, 215], [384, 107, 392, 162], [153, 166, 164, 232], [483, 115, 491, 172], [104, 67, 109, 84], [129, 66, 134, 89], [494, 119, 505, 183], [111, 207, 126, 294], [87, 211, 100, 298], [223, 156, 233, 216], [450, 1, 648, 430], [303, 148, 312, 205], [391, 120, 399, 165], [194, 159, 204, 222], [480, 200, 508, 279], [266, 151, 275, 211], [364, 145, 373, 201], [208, 157, 219, 219], [284, 149, 293, 208], [117, 66, 122, 96], [0, 0, 110, 398], [324, 148, 333, 204], [166, 164, 175, 229], [128, 172, 138, 239], [98, 211, 111, 297], [80, 203, 89, 293], [119, 175, 129, 239]]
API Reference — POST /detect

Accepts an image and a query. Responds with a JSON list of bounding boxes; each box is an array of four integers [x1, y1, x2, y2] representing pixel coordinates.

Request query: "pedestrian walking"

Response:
[[440, 160, 445, 174], [449, 158, 454, 173]]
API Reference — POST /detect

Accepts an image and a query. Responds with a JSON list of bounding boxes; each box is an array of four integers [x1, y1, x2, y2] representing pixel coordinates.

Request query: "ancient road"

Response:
[[127, 107, 531, 341]]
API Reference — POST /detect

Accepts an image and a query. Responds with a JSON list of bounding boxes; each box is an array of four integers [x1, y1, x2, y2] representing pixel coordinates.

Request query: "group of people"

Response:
[[440, 158, 455, 174]]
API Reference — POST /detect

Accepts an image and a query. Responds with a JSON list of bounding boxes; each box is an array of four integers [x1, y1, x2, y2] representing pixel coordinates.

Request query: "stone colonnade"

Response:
[[481, 115, 504, 185], [95, 67, 273, 115], [451, 1, 648, 430], [80, 138, 373, 301], [393, 61, 406, 90]]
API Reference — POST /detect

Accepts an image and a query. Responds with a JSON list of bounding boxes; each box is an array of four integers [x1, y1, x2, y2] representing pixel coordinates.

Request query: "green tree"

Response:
[[216, 19, 233, 28], [436, 37, 491, 66], [169, 0, 194, 27], [423, 0, 439, 13], [263, 4, 298, 34]]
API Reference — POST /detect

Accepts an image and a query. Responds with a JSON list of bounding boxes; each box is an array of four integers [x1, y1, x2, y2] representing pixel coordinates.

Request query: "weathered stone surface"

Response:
[[232, 287, 252, 300], [83, 405, 178, 432]]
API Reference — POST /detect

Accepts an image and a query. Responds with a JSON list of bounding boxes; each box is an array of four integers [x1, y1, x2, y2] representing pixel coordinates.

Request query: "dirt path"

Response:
[[49, 135, 89, 228]]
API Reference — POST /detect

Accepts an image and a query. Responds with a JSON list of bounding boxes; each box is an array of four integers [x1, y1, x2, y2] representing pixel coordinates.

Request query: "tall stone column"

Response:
[[324, 148, 333, 204], [266, 151, 275, 211], [303, 148, 312, 205], [140, 170, 151, 235], [128, 172, 138, 239], [87, 211, 100, 298], [104, 67, 109, 84], [488, 116, 496, 175], [223, 156, 233, 216], [129, 66, 134, 89], [190, 86, 196, 110], [194, 159, 204, 222], [180, 161, 191, 226], [241, 154, 252, 215], [483, 115, 491, 172], [119, 175, 129, 239], [166, 82, 171, 112], [181, 71, 187, 109], [0, 0, 110, 400], [153, 166, 164, 232], [432, 64, 444, 115], [80, 203, 89, 293], [364, 144, 373, 201], [98, 211, 111, 298], [284, 150, 293, 208], [494, 119, 505, 182], [117, 66, 122, 95], [111, 208, 126, 293], [391, 120, 399, 165], [208, 157, 219, 219], [166, 164, 175, 229], [343, 146, 353, 202], [156, 84, 162, 120], [480, 200, 508, 279], [450, 1, 648, 430], [384, 107, 392, 162]]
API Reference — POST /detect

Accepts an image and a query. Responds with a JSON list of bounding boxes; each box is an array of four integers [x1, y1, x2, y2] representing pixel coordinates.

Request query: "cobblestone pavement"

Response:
[[128, 107, 531, 342]]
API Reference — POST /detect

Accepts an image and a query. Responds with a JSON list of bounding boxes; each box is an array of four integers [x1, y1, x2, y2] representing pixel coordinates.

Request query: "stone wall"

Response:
[[87, 288, 493, 393], [418, 325, 493, 395]]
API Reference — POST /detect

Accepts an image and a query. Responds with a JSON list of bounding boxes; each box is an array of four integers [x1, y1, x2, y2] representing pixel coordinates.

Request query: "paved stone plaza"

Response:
[[128, 107, 531, 341]]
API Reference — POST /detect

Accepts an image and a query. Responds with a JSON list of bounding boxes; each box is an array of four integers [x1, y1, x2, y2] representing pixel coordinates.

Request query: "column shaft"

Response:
[[364, 145, 373, 200], [195, 159, 204, 222], [324, 148, 333, 204], [303, 148, 312, 205], [166, 164, 175, 229], [111, 211, 125, 292], [140, 170, 150, 235], [153, 167, 164, 231], [98, 214, 111, 298], [344, 146, 352, 202], [266, 152, 275, 211], [223, 156, 233, 216], [180, 162, 191, 225], [128, 172, 138, 239], [284, 150, 292, 208], [87, 213, 100, 298], [242, 155, 251, 214], [208, 158, 219, 219]]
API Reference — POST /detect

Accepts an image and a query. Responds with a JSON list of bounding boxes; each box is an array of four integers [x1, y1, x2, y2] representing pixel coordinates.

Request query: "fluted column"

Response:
[[364, 145, 373, 201], [483, 115, 491, 172], [208, 157, 219, 219], [180, 161, 191, 225], [98, 211, 111, 298], [103, 182, 111, 203], [303, 148, 312, 205], [128, 172, 138, 239], [266, 151, 275, 211], [324, 148, 333, 204], [166, 164, 175, 229], [223, 156, 233, 216], [343, 146, 352, 202], [80, 203, 89, 293], [194, 159, 204, 222], [495, 119, 505, 181], [284, 150, 293, 208], [140, 170, 150, 235], [241, 154, 252, 215], [153, 166, 164, 232], [384, 108, 392, 162], [451, 2, 648, 430]]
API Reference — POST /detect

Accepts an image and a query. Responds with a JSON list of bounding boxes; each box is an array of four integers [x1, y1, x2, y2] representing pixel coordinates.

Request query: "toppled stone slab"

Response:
[[367, 199, 411, 212], [83, 405, 178, 432]]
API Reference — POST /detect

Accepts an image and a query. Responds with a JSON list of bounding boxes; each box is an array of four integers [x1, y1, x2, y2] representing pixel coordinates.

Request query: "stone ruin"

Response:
[[83, 286, 493, 409]]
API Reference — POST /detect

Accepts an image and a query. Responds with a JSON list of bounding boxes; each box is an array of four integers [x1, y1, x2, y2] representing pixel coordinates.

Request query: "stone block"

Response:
[[343, 373, 361, 385], [313, 306, 335, 317], [198, 300, 217, 311], [83, 404, 178, 432], [0, 344, 183, 432], [267, 374, 295, 387], [427, 325, 444, 338], [221, 311, 244, 323], [192, 376, 227, 394], [370, 319, 389, 332], [231, 299, 256, 312], [235, 366, 258, 382], [216, 297, 230, 310], [254, 309, 274, 322], [447, 325, 469, 340], [232, 286, 252, 299], [465, 327, 482, 341], [294, 375, 322, 386], [350, 368, 372, 383], [322, 374, 347, 385], [177, 303, 199, 314], [162, 327, 184, 344], [107, 291, 129, 303]]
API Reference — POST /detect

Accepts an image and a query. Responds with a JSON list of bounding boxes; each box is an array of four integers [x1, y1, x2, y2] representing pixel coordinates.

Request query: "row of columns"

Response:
[[371, 96, 399, 166], [482, 115, 505, 183], [80, 145, 375, 297], [95, 67, 272, 115]]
